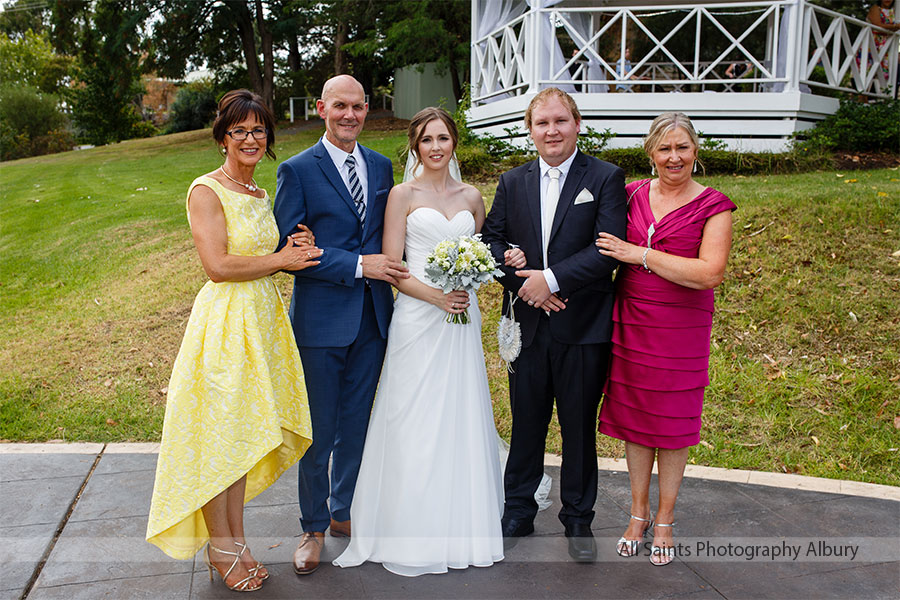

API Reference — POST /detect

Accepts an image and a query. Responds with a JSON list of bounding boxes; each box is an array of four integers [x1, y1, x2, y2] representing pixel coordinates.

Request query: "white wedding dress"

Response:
[[333, 207, 505, 577]]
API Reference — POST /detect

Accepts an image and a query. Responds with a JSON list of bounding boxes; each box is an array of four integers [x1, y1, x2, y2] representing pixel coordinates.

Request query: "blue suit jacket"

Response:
[[274, 139, 394, 348], [482, 150, 627, 348]]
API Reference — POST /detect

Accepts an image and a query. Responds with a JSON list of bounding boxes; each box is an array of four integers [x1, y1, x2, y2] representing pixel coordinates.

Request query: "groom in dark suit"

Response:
[[274, 75, 408, 575], [482, 88, 626, 561]]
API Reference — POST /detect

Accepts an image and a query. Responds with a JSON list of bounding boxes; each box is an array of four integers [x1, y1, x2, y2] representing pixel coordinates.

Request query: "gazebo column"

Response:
[[524, 2, 541, 93], [783, 0, 805, 93]]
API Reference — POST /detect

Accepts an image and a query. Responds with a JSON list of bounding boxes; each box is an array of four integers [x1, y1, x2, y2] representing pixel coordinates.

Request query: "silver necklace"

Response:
[[220, 166, 258, 193]]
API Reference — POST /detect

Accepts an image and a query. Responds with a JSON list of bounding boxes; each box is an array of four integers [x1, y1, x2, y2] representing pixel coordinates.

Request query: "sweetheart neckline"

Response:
[[407, 206, 474, 222]]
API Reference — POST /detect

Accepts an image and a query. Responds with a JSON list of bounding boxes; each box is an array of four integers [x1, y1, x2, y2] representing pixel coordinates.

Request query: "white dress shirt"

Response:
[[321, 135, 368, 278], [538, 150, 577, 294]]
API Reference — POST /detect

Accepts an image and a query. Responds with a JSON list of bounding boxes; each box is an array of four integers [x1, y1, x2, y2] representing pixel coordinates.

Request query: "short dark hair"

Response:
[[212, 89, 276, 160]]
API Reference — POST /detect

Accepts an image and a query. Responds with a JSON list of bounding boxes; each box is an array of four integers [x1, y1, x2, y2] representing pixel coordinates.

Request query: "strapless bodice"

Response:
[[404, 208, 476, 286]]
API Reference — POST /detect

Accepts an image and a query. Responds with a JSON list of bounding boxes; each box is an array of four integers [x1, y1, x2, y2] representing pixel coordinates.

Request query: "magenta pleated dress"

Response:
[[598, 179, 736, 449]]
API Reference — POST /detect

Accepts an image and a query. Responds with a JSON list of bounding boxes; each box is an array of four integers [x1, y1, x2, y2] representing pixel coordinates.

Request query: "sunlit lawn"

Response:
[[1, 125, 897, 485]]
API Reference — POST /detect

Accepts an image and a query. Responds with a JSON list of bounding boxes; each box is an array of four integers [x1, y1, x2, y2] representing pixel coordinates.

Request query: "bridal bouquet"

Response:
[[424, 234, 503, 324]]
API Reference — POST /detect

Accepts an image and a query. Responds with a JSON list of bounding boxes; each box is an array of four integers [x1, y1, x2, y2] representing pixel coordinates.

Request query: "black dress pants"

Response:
[[502, 315, 610, 527]]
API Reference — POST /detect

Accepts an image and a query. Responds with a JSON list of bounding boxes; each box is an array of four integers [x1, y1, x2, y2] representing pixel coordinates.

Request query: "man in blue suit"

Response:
[[482, 88, 626, 562], [274, 74, 408, 575]]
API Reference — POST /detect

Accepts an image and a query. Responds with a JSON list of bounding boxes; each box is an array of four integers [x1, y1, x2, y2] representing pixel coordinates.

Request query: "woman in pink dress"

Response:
[[595, 112, 735, 566]]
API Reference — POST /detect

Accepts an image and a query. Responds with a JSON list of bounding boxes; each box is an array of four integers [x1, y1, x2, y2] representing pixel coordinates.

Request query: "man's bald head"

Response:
[[317, 75, 368, 152], [321, 75, 364, 103]]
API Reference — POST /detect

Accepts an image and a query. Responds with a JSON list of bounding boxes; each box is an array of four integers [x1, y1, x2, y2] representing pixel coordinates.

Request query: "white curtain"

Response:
[[771, 3, 810, 93], [526, 0, 576, 92], [475, 0, 528, 102], [565, 12, 608, 93]]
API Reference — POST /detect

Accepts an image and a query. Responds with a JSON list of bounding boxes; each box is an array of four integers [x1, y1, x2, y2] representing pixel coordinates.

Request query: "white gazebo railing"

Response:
[[803, 2, 899, 98], [470, 0, 899, 106]]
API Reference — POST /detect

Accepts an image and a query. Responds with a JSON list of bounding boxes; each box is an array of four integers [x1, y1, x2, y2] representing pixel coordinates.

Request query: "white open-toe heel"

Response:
[[615, 514, 653, 557], [649, 522, 676, 566]]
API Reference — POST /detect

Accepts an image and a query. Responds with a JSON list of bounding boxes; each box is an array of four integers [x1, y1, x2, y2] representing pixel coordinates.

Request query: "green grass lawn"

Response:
[[1, 126, 898, 485]]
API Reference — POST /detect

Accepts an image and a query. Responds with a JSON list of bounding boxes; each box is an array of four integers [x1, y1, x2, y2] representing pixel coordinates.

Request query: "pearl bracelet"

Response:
[[641, 247, 652, 272]]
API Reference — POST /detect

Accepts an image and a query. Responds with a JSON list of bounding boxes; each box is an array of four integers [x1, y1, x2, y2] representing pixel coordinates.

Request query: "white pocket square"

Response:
[[574, 188, 594, 205]]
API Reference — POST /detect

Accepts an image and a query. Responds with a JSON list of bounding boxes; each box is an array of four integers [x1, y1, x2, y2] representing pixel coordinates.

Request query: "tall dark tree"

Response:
[[67, 0, 149, 145], [149, 0, 282, 113]]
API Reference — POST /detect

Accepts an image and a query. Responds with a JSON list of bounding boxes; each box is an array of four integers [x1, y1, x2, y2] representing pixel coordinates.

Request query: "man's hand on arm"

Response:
[[362, 254, 410, 286], [515, 270, 552, 306]]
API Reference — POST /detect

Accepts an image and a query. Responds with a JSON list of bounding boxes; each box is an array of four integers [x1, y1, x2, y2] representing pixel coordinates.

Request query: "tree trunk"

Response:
[[334, 19, 347, 74], [288, 36, 301, 72], [448, 58, 461, 105], [254, 0, 275, 113], [230, 3, 264, 100]]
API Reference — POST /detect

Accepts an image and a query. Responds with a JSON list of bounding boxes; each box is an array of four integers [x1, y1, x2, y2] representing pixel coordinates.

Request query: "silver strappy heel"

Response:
[[615, 514, 653, 557], [650, 522, 676, 566]]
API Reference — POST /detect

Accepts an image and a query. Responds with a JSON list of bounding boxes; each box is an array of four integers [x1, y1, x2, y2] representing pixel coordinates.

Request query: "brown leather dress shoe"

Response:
[[329, 518, 351, 538], [292, 532, 324, 575]]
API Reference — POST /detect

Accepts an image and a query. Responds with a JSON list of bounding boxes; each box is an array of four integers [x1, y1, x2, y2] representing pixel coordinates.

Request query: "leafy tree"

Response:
[[342, 0, 470, 102], [0, 0, 49, 39], [166, 79, 218, 133], [0, 29, 74, 94], [67, 0, 150, 145], [0, 85, 72, 160], [149, 0, 281, 113]]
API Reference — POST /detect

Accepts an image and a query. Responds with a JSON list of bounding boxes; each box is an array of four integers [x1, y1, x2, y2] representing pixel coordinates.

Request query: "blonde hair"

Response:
[[406, 107, 458, 175], [643, 112, 703, 172], [524, 87, 581, 130]]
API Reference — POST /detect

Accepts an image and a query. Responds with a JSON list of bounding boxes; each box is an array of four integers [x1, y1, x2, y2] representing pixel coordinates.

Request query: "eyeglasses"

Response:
[[226, 127, 268, 141]]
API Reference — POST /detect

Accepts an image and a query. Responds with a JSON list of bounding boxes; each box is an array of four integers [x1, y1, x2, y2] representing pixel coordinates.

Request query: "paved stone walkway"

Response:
[[2, 444, 897, 600]]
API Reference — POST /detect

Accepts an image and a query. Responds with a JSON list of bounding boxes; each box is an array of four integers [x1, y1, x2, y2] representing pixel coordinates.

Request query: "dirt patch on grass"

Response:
[[364, 114, 411, 132], [833, 152, 900, 170]]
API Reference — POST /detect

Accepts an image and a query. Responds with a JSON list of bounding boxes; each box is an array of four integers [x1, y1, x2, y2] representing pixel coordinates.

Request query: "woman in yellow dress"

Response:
[[147, 89, 318, 592]]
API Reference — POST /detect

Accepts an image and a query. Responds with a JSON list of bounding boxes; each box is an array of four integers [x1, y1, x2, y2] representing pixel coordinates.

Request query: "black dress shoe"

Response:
[[501, 517, 534, 550], [565, 523, 597, 562]]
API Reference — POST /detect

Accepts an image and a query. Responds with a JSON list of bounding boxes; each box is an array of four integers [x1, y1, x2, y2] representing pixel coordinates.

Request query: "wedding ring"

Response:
[[307, 251, 311, 258]]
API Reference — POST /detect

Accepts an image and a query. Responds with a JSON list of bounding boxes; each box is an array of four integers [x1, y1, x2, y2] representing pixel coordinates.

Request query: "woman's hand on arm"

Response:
[[504, 247, 527, 268], [595, 232, 644, 266], [599, 211, 733, 290], [188, 185, 321, 283]]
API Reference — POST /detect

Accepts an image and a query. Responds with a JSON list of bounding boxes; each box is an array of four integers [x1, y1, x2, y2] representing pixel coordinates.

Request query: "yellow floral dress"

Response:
[[146, 176, 312, 560]]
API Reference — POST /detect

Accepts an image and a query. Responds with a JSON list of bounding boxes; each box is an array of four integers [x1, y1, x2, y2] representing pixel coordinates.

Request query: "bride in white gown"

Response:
[[333, 108, 505, 576]]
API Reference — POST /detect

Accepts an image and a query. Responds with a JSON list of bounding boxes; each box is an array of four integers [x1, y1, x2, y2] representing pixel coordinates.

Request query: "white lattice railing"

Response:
[[803, 3, 898, 97], [470, 1, 899, 105], [471, 12, 529, 102]]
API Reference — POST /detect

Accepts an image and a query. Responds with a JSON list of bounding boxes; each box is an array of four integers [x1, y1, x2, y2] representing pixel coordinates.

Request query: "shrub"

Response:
[[577, 126, 615, 156], [0, 85, 72, 160], [165, 80, 218, 134], [131, 120, 159, 139], [796, 98, 900, 153], [595, 147, 651, 177], [455, 145, 493, 178]]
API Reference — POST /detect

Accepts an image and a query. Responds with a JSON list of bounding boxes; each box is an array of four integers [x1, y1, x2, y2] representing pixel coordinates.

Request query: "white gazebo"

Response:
[[469, 0, 899, 151]]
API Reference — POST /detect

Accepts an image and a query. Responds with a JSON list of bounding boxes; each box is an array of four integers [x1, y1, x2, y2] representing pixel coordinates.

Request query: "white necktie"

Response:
[[542, 167, 561, 268]]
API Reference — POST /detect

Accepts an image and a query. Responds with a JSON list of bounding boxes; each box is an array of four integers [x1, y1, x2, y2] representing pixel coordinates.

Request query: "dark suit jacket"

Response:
[[482, 150, 626, 348], [273, 139, 394, 348]]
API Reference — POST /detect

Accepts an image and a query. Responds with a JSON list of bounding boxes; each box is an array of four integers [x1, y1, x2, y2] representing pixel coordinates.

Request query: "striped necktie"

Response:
[[345, 154, 366, 226]]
